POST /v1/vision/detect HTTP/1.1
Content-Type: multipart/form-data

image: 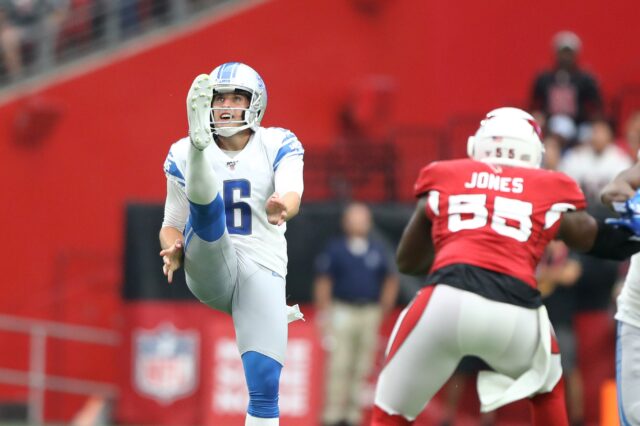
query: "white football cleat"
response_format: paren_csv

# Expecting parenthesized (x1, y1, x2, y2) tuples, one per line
(187, 74, 214, 150)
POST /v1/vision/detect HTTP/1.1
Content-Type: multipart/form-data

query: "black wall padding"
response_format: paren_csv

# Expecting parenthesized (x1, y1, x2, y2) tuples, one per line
(285, 202, 415, 303)
(123, 203, 196, 301)
(123, 202, 415, 303)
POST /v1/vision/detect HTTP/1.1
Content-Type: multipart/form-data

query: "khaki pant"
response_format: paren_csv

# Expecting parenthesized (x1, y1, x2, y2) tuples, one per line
(323, 301, 382, 425)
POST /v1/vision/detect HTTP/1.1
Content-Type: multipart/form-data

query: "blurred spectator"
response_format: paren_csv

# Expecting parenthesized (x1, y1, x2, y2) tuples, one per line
(329, 76, 397, 201)
(313, 202, 399, 426)
(0, 0, 68, 80)
(559, 118, 631, 425)
(565, 248, 621, 426)
(560, 119, 632, 203)
(546, 113, 577, 150)
(618, 110, 640, 160)
(538, 241, 583, 425)
(540, 140, 584, 425)
(151, 0, 171, 23)
(120, 0, 140, 36)
(542, 130, 564, 170)
(530, 31, 603, 133)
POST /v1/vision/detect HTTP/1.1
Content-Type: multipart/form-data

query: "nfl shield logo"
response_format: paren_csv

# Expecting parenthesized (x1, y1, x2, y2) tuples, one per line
(133, 323, 199, 404)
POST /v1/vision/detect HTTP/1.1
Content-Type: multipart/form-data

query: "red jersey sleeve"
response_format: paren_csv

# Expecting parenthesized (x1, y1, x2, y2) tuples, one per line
(550, 171, 587, 211)
(414, 161, 441, 198)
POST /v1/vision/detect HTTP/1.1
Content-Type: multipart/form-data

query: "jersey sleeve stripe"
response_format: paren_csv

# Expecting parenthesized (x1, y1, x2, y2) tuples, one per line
(164, 156, 186, 186)
(544, 202, 577, 229)
(273, 140, 305, 171)
(282, 133, 297, 142)
(427, 190, 440, 216)
(384, 286, 435, 365)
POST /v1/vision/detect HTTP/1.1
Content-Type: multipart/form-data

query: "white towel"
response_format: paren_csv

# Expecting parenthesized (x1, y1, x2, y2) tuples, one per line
(476, 305, 562, 412)
(286, 304, 305, 324)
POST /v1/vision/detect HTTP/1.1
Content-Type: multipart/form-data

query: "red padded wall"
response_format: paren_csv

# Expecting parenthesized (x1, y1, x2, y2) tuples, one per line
(0, 0, 639, 419)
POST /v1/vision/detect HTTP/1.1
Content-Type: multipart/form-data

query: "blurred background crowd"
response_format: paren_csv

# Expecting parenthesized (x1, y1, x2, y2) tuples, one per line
(1, 0, 639, 425)
(0, 0, 229, 84)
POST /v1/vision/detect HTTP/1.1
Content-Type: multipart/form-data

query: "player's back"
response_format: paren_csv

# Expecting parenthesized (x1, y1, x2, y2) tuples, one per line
(415, 158, 586, 291)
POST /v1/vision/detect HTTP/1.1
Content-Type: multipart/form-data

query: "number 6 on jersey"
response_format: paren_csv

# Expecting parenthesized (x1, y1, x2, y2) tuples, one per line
(223, 179, 252, 235)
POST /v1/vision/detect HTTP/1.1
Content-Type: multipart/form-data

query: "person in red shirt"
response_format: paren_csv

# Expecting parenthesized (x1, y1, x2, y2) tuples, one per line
(371, 107, 640, 426)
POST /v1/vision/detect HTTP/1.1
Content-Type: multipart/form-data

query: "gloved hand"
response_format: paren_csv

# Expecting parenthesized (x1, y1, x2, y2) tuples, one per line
(605, 190, 640, 235)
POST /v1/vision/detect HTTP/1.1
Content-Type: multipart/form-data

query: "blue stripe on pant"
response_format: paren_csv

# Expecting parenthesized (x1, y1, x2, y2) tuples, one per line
(617, 321, 633, 426)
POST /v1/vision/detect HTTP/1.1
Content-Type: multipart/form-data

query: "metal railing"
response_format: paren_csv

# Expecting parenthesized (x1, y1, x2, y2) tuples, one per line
(0, 314, 121, 424)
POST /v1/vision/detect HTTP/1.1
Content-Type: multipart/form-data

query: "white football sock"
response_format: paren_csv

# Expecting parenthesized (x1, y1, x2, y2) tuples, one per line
(186, 144, 220, 205)
(245, 413, 279, 426)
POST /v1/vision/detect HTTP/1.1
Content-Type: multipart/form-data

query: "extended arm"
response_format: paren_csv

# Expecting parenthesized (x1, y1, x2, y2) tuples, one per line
(159, 226, 184, 283)
(159, 180, 189, 283)
(269, 157, 304, 225)
(559, 210, 640, 260)
(266, 191, 301, 225)
(396, 197, 434, 275)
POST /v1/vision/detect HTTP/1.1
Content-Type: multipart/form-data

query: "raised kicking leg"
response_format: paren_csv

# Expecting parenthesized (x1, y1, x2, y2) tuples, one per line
(182, 73, 237, 311)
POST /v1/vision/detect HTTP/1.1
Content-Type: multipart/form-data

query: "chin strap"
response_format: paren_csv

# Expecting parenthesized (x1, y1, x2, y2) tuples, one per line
(214, 125, 248, 137)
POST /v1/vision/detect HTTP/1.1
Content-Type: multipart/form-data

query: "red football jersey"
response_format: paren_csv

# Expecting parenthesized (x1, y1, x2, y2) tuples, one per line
(414, 158, 587, 288)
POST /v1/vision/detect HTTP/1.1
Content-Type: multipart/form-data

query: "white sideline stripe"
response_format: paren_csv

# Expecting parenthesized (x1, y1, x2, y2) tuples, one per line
(0, 367, 119, 397)
(0, 0, 272, 107)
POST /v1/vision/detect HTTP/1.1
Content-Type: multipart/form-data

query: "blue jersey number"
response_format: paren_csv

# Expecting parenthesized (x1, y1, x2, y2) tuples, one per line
(223, 179, 252, 235)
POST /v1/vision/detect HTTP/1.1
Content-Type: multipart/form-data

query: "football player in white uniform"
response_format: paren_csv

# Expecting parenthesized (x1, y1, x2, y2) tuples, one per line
(601, 164, 640, 426)
(159, 62, 304, 426)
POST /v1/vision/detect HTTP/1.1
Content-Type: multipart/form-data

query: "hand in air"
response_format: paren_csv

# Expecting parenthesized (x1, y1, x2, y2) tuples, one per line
(266, 192, 288, 226)
(159, 240, 184, 284)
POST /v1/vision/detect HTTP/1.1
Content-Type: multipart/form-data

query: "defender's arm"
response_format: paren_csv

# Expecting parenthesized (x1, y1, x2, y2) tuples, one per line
(559, 210, 640, 260)
(396, 197, 434, 275)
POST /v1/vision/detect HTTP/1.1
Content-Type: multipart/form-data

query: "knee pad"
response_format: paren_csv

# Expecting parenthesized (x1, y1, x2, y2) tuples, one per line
(187, 194, 226, 242)
(242, 351, 282, 418)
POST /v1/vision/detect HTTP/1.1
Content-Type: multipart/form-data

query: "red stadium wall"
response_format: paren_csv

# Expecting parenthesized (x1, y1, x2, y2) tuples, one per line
(1, 0, 639, 421)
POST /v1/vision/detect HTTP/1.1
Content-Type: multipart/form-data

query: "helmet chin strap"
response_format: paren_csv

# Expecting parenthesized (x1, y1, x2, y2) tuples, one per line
(213, 123, 252, 138)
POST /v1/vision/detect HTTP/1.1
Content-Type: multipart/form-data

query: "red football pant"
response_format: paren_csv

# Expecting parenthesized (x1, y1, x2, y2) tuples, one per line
(372, 285, 566, 424)
(529, 376, 569, 426)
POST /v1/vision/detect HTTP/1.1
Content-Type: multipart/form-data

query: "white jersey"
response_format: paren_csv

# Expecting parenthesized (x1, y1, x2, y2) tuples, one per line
(163, 127, 304, 277)
(617, 254, 640, 328)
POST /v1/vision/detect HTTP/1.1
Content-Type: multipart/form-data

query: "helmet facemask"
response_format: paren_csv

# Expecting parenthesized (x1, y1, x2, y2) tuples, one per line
(209, 87, 263, 137)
